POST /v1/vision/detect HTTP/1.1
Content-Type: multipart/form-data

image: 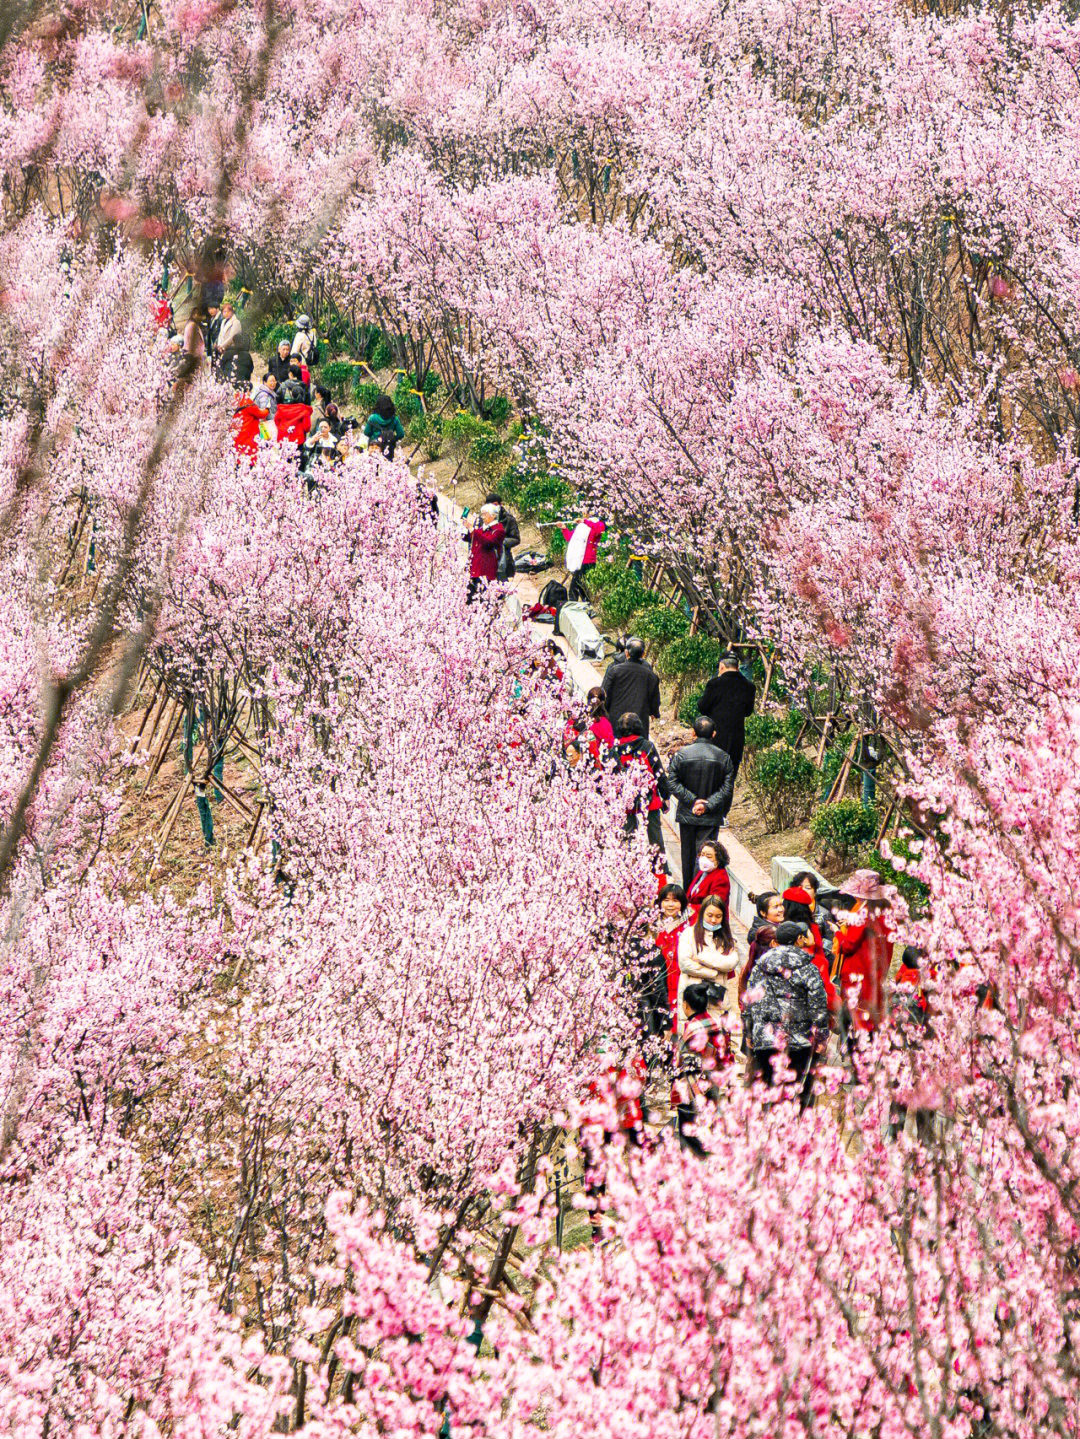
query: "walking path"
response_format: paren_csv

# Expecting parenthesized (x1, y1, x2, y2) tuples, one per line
(435, 496, 772, 943)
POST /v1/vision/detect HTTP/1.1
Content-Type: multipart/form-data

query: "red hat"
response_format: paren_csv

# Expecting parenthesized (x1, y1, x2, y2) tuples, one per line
(782, 886, 814, 906)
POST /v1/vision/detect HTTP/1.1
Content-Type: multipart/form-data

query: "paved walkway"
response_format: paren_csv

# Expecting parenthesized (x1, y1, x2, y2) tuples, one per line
(438, 498, 772, 945)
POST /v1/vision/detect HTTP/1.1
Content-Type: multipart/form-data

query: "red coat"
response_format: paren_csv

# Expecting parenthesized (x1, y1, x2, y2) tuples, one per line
(232, 398, 268, 457)
(561, 518, 606, 566)
(656, 923, 686, 1016)
(468, 522, 505, 580)
(686, 865, 730, 913)
(588, 714, 615, 764)
(275, 402, 312, 446)
(835, 910, 893, 1031)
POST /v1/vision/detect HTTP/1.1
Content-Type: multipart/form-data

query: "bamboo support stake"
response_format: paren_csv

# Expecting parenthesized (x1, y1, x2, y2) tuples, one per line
(141, 700, 184, 795)
(814, 714, 834, 768)
(824, 733, 859, 805)
(761, 654, 775, 710)
(874, 798, 898, 847)
(127, 678, 163, 758)
(148, 772, 193, 875)
(212, 776, 256, 823)
(135, 683, 169, 759)
(245, 801, 265, 850)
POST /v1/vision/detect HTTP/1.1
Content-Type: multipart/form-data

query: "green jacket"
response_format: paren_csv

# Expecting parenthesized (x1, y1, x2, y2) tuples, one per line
(363, 412, 404, 441)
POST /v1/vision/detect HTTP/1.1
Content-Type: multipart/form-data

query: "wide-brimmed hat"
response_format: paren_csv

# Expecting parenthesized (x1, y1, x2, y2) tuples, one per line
(840, 868, 887, 901)
(295, 313, 312, 329)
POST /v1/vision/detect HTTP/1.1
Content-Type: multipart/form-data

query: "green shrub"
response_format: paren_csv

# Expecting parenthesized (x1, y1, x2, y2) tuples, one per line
(354, 380, 382, 411)
(636, 606, 691, 648)
(746, 744, 817, 831)
(585, 558, 625, 596)
(398, 369, 441, 398)
(810, 799, 879, 871)
(782, 708, 807, 746)
(486, 393, 512, 426)
(318, 359, 357, 391)
(393, 378, 424, 421)
(407, 412, 444, 460)
(676, 684, 706, 728)
(518, 474, 574, 524)
(546, 527, 567, 561)
(369, 334, 393, 370)
(468, 421, 506, 468)
(598, 570, 658, 629)
(863, 833, 931, 914)
(656, 634, 722, 681)
(252, 319, 293, 356)
(444, 412, 482, 453)
(744, 713, 784, 752)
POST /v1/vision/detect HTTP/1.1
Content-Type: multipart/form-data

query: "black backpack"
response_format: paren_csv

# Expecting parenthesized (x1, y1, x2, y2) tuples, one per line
(538, 579, 568, 611)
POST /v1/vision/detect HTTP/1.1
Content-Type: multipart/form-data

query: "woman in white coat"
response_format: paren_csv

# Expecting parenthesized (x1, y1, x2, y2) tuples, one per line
(677, 893, 738, 1035)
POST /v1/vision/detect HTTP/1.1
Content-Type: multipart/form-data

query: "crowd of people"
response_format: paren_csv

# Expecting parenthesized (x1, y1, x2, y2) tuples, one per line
(551, 636, 930, 1155)
(160, 288, 929, 1152)
(156, 296, 411, 479)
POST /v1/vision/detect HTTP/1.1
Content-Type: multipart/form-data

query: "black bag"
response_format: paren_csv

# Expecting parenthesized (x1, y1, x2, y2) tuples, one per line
(514, 550, 552, 575)
(370, 420, 398, 458)
(538, 580, 568, 610)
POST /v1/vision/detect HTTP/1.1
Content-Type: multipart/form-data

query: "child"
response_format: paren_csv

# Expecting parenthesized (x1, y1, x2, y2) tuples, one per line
(672, 981, 730, 1154)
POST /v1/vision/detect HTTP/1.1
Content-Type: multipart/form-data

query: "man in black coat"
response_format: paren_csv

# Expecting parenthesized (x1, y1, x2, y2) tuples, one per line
(667, 716, 736, 887)
(267, 340, 294, 386)
(601, 638, 661, 739)
(697, 652, 756, 782)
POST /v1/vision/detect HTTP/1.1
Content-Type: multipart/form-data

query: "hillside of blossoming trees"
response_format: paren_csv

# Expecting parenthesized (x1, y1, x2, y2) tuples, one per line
(3, 0, 1080, 1435)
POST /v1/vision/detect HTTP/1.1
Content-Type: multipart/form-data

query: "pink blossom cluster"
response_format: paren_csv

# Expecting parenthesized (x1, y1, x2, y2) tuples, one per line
(1, 1, 1080, 1435)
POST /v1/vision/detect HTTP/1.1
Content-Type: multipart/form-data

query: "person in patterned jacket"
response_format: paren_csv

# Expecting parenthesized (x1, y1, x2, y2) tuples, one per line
(745, 920, 830, 1109)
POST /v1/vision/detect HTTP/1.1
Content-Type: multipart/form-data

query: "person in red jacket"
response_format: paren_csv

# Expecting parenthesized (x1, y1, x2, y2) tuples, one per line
(560, 515, 606, 601)
(274, 401, 313, 447)
(232, 395, 269, 458)
(686, 839, 731, 915)
(585, 686, 615, 763)
(614, 711, 670, 866)
(464, 504, 505, 602)
(833, 869, 893, 1039)
(782, 884, 840, 1016)
(653, 882, 689, 1023)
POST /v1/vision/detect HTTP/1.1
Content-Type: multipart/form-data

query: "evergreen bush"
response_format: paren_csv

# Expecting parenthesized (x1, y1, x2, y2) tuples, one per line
(676, 684, 707, 728)
(863, 834, 931, 914)
(746, 744, 817, 831)
(810, 798, 879, 870)
(407, 413, 444, 460)
(637, 607, 691, 648)
(518, 474, 574, 523)
(369, 334, 393, 369)
(444, 412, 482, 453)
(252, 319, 293, 356)
(656, 634, 722, 681)
(317, 360, 357, 391)
(354, 380, 382, 411)
(598, 570, 658, 628)
(743, 713, 784, 751)
(782, 708, 807, 746)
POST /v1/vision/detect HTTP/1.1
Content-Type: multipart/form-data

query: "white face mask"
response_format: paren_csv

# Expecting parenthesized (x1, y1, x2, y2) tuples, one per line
(697, 856, 716, 873)
(703, 919, 723, 933)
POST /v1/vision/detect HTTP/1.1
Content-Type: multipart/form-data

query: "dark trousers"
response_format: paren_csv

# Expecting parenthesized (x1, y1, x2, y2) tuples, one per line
(749, 1046, 816, 1109)
(568, 564, 594, 602)
(625, 808, 668, 872)
(680, 822, 719, 890)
